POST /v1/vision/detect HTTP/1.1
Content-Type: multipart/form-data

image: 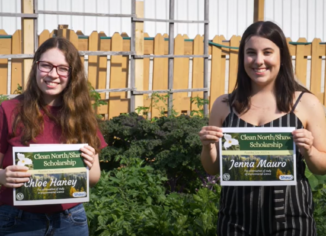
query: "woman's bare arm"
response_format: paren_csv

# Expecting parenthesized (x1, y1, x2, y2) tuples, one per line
(293, 92, 326, 175)
(199, 95, 229, 175)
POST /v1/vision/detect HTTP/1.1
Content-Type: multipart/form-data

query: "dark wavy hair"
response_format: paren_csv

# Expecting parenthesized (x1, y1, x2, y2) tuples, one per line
(228, 21, 309, 114)
(13, 37, 101, 153)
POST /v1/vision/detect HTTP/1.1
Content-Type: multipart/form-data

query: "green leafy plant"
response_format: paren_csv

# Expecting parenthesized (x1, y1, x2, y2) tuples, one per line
(99, 112, 209, 193)
(305, 167, 326, 191)
(136, 92, 178, 119)
(312, 185, 326, 235)
(150, 92, 177, 117)
(305, 167, 326, 233)
(0, 95, 9, 105)
(190, 96, 209, 117)
(88, 83, 107, 109)
(0, 84, 22, 104)
(85, 158, 220, 236)
(13, 83, 23, 94)
(135, 105, 150, 118)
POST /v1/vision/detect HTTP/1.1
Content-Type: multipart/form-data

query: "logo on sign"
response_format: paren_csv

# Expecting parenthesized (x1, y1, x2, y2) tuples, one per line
(16, 193, 24, 200)
(73, 192, 87, 198)
(279, 175, 293, 180)
(223, 173, 231, 181)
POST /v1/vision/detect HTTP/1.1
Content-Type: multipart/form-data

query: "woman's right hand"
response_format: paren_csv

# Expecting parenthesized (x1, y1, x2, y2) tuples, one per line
(198, 126, 223, 147)
(0, 166, 31, 188)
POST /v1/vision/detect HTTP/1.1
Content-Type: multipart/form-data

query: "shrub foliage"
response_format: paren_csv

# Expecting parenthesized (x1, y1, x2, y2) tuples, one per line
(99, 113, 209, 193)
(85, 158, 220, 236)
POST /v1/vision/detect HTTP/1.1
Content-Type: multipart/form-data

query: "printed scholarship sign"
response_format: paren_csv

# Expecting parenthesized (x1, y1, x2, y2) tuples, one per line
(219, 127, 296, 186)
(13, 144, 89, 206)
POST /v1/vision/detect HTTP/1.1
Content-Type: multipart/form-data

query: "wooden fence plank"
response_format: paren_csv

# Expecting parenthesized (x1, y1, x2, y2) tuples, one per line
(49, 30, 56, 39)
(121, 37, 129, 99)
(87, 31, 99, 88)
(182, 35, 191, 113)
(122, 32, 130, 51)
(191, 34, 204, 110)
(286, 38, 295, 56)
(152, 33, 168, 117)
(254, 0, 265, 22)
(11, 30, 23, 94)
(310, 38, 323, 102)
(228, 35, 240, 93)
(108, 97, 129, 119)
(163, 33, 169, 55)
(38, 30, 51, 46)
(184, 35, 193, 55)
(144, 33, 153, 55)
(78, 38, 89, 51)
(295, 38, 309, 87)
(77, 31, 88, 65)
(173, 34, 190, 114)
(109, 33, 126, 118)
(0, 31, 10, 95)
(97, 32, 109, 115)
(210, 35, 226, 109)
(57, 24, 68, 38)
(68, 30, 79, 49)
(143, 33, 150, 91)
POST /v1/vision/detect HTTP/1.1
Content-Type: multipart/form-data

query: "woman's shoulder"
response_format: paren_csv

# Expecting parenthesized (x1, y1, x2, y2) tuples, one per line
(295, 91, 321, 108)
(211, 94, 229, 110)
(1, 97, 23, 117)
(294, 91, 325, 126)
(210, 94, 230, 126)
(1, 97, 21, 109)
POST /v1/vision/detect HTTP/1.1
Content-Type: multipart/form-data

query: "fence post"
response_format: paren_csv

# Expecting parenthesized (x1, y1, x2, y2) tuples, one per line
(131, 0, 144, 113)
(167, 0, 175, 116)
(254, 0, 264, 22)
(21, 0, 34, 88)
(203, 0, 209, 116)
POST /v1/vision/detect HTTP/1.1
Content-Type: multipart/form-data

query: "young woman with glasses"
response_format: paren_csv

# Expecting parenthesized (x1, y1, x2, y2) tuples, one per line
(0, 37, 107, 235)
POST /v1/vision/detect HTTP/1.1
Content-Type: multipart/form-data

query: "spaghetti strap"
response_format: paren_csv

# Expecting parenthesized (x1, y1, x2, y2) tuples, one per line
(291, 91, 305, 113)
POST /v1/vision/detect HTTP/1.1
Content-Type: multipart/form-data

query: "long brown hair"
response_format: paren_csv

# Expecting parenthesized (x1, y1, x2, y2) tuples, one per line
(13, 37, 101, 153)
(228, 21, 310, 114)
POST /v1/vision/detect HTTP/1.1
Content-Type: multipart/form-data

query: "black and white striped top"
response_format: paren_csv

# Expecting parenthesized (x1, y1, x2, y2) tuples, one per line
(217, 92, 316, 236)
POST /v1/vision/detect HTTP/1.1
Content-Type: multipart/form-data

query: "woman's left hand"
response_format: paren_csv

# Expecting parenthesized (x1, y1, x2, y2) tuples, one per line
(292, 129, 314, 157)
(80, 145, 96, 169)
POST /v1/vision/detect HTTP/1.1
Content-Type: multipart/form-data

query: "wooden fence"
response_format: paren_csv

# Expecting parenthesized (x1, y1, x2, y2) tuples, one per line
(0, 27, 325, 119)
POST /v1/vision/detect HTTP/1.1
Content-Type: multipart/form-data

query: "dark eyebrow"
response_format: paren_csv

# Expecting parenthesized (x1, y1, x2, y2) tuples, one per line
(40, 61, 70, 67)
(245, 47, 274, 51)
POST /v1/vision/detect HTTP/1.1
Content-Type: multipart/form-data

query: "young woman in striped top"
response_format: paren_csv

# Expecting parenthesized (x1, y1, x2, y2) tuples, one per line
(199, 21, 326, 235)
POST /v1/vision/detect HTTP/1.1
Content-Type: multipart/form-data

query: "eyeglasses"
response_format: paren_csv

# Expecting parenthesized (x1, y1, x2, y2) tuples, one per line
(36, 61, 70, 77)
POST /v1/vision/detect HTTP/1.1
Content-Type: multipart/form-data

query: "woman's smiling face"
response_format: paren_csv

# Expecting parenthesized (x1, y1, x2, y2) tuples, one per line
(36, 48, 70, 106)
(244, 36, 281, 87)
